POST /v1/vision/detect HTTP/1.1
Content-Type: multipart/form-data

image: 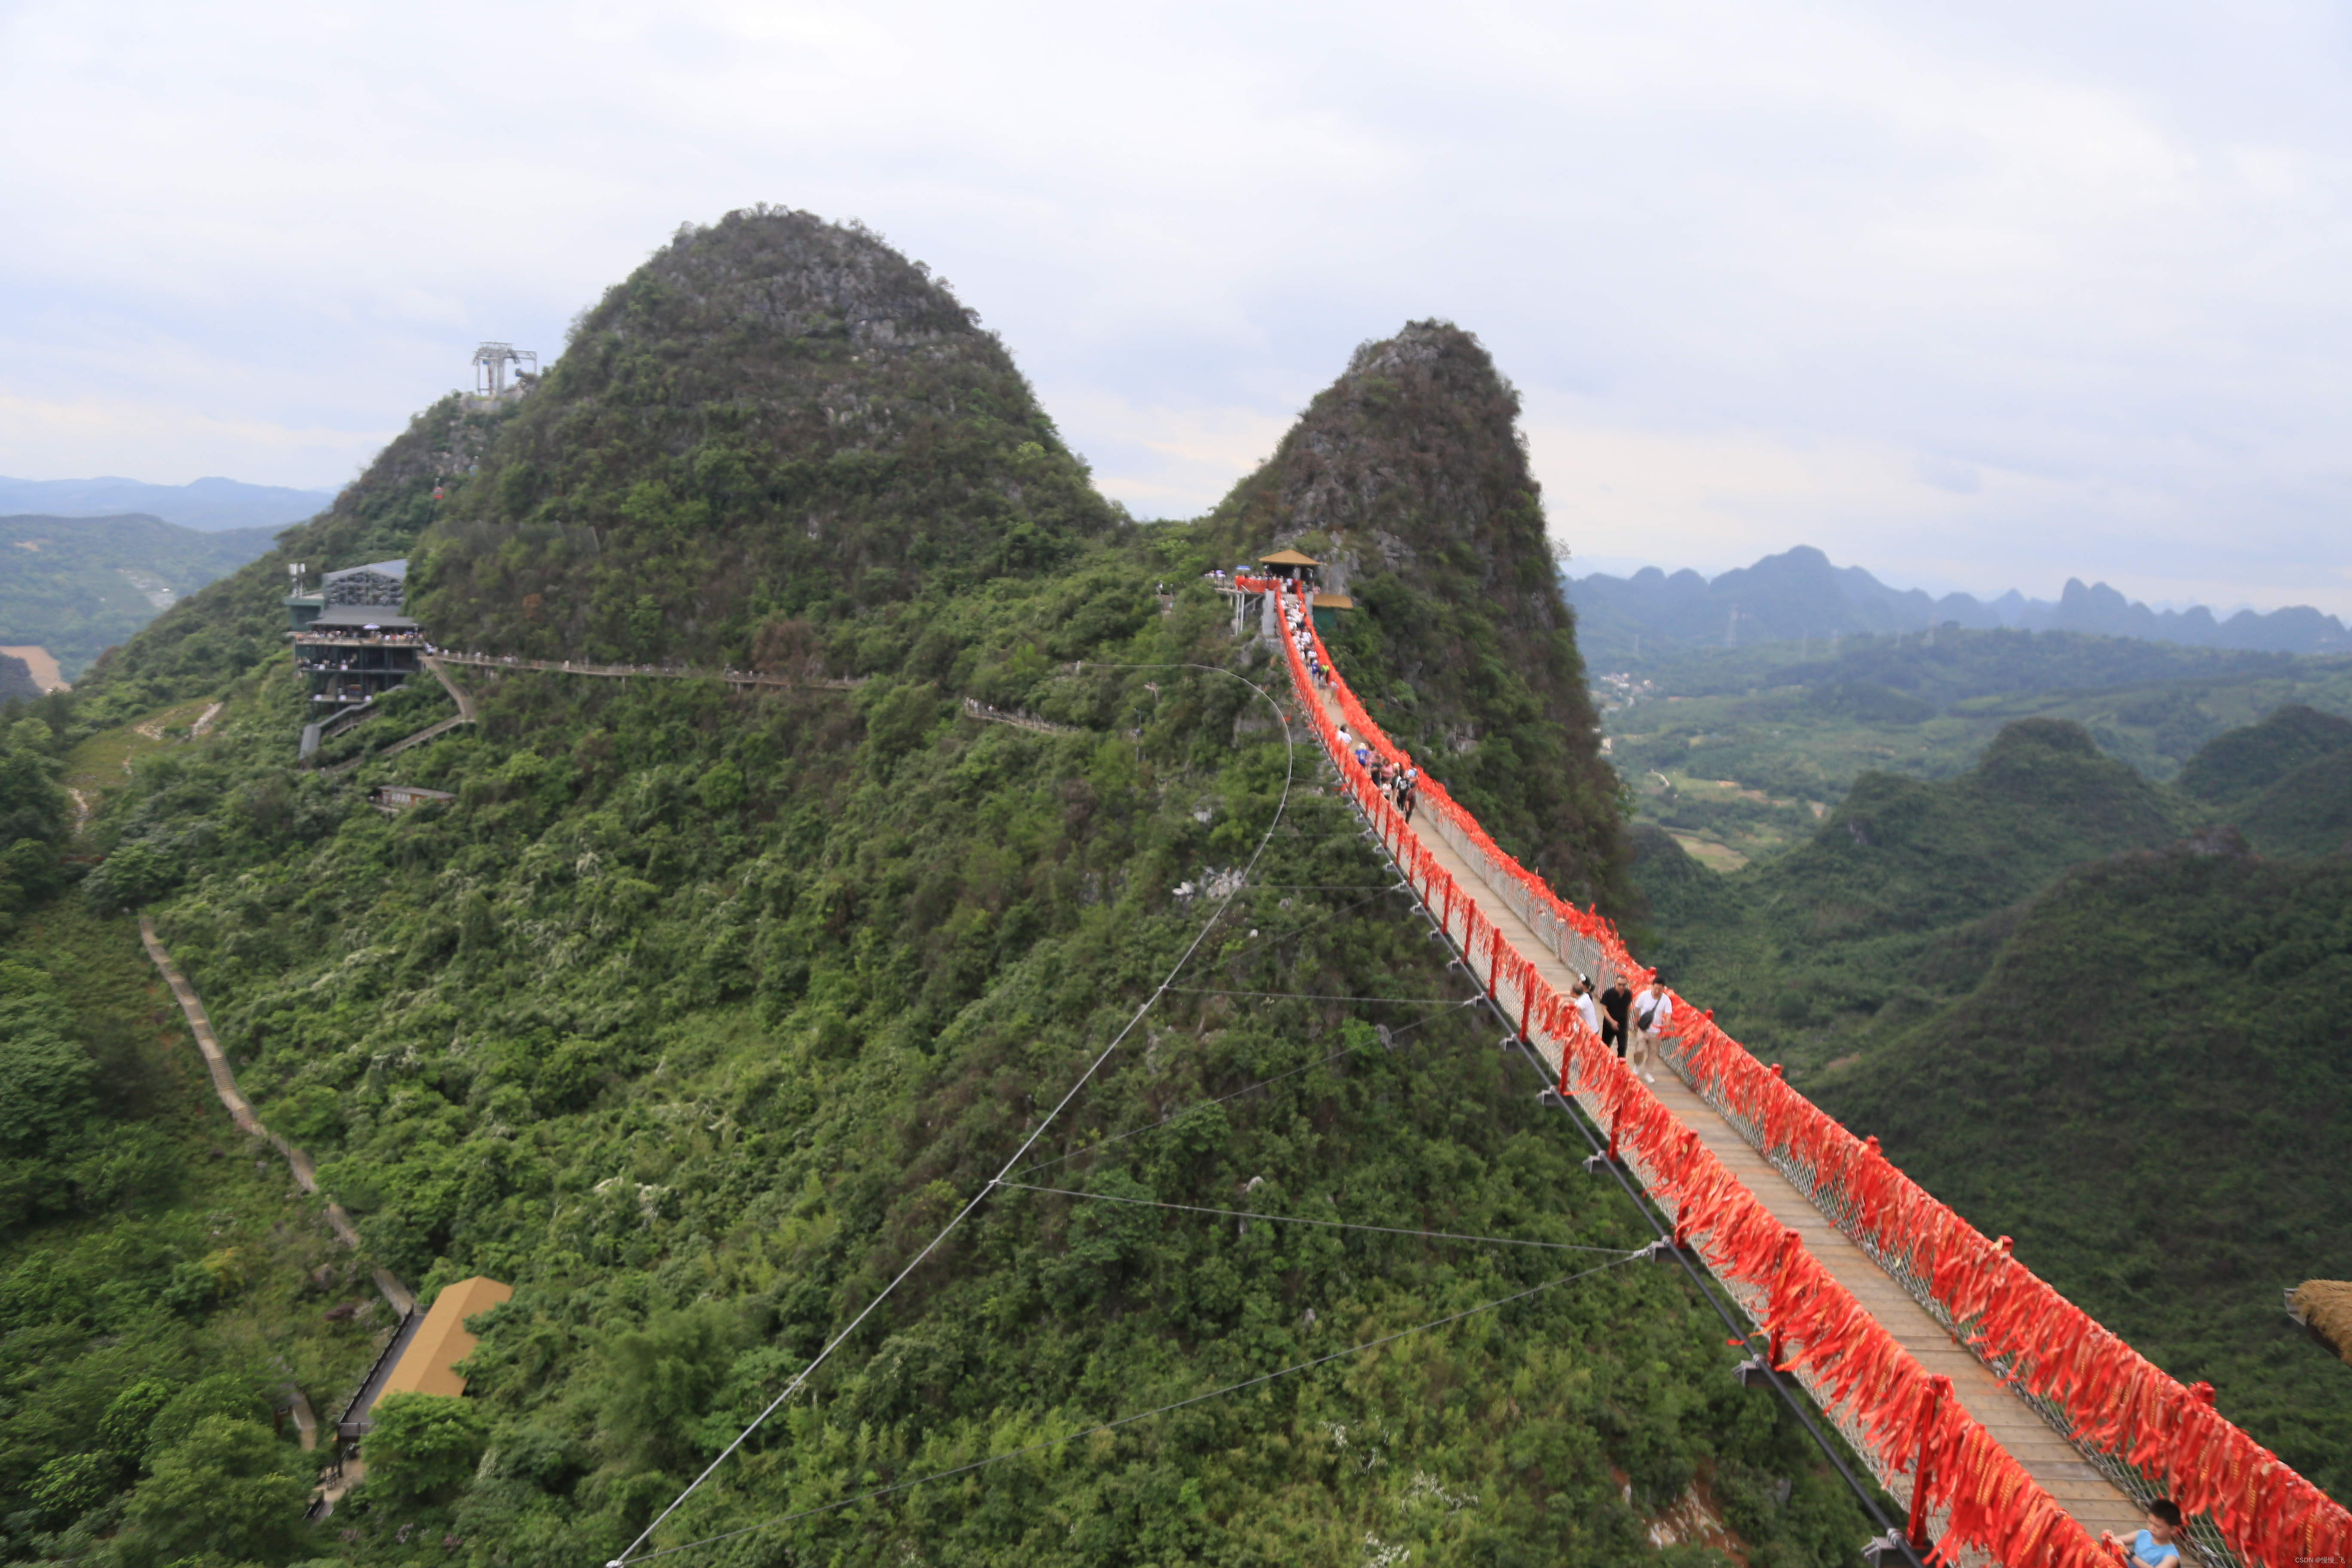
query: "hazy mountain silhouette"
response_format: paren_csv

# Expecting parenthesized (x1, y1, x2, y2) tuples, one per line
(0, 474, 335, 533)
(1567, 545, 2350, 656)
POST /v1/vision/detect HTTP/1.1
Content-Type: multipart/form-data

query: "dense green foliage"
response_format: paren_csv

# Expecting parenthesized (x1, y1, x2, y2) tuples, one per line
(1813, 848, 2352, 1499)
(0, 513, 280, 678)
(1203, 322, 1630, 913)
(0, 569, 1865, 1566)
(1632, 700, 2352, 1500)
(0, 213, 1888, 1567)
(2239, 747, 2352, 858)
(0, 900, 386, 1564)
(419, 208, 1119, 665)
(1635, 719, 2202, 1048)
(2173, 702, 2352, 808)
(2174, 703, 2352, 858)
(0, 716, 71, 934)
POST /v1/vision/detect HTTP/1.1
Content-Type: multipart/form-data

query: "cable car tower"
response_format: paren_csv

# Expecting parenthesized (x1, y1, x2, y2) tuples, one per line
(471, 341, 538, 397)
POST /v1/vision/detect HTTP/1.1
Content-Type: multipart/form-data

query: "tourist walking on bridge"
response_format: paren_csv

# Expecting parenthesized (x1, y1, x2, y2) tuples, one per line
(1632, 977, 1672, 1084)
(1598, 976, 1631, 1059)
(1571, 978, 1601, 1041)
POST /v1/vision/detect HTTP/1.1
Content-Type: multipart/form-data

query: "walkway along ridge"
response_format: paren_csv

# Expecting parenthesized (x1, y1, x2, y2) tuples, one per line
(1251, 578, 2346, 1568)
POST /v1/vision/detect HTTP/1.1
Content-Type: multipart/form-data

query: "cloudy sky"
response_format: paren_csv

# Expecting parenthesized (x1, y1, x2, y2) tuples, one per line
(4, 0, 2349, 613)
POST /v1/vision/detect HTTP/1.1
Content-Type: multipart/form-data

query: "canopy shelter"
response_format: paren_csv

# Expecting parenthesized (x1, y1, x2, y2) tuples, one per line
(1257, 549, 1322, 583)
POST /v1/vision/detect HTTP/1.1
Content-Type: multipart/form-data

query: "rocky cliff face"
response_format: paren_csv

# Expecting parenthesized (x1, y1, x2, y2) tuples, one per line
(417, 207, 1116, 663)
(1207, 321, 1632, 911)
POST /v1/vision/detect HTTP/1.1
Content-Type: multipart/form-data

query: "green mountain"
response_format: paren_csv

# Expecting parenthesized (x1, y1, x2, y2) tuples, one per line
(1202, 320, 1629, 910)
(2172, 704, 2352, 858)
(0, 211, 1876, 1568)
(1633, 703, 2352, 1498)
(1636, 718, 2203, 1045)
(0, 514, 282, 678)
(420, 206, 1116, 664)
(2175, 702, 2352, 812)
(1811, 845, 2352, 1499)
(2240, 747, 2352, 858)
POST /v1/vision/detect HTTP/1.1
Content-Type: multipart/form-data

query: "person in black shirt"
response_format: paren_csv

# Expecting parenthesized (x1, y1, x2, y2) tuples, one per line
(1598, 977, 1632, 1059)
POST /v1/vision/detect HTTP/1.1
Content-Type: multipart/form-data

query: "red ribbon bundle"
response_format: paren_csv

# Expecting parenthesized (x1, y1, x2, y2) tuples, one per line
(1250, 582, 2347, 1568)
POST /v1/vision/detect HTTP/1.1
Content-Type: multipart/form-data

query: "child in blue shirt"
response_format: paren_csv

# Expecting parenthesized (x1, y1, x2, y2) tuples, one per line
(2104, 1500, 2183, 1567)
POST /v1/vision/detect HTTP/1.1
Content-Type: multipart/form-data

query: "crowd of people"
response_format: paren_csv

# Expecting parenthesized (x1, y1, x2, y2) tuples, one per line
(1285, 585, 1422, 823)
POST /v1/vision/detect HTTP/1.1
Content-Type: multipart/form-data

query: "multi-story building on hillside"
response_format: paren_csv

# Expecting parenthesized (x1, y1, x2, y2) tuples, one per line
(287, 559, 425, 756)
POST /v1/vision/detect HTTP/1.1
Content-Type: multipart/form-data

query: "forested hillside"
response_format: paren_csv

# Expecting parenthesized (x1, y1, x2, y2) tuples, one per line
(1203, 322, 1629, 913)
(0, 514, 281, 678)
(0, 210, 1875, 1568)
(1814, 845, 2352, 1498)
(1634, 703, 2352, 1498)
(420, 207, 1118, 664)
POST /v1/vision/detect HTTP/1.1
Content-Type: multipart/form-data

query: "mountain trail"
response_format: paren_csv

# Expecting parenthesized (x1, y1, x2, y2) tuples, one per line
(138, 917, 414, 1317)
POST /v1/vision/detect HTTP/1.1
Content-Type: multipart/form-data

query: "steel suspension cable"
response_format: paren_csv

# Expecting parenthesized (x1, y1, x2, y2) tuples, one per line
(614, 1252, 1646, 1564)
(1015, 996, 1481, 1178)
(609, 659, 1300, 1568)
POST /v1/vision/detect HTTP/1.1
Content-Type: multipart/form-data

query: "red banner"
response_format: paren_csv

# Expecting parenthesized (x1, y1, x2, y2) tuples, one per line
(1248, 579, 2346, 1568)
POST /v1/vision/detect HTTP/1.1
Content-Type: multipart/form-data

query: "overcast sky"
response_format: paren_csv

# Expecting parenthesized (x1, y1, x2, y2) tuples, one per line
(4, 0, 2349, 613)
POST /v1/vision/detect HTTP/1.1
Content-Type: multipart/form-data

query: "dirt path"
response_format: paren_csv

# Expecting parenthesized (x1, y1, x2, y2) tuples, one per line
(436, 650, 862, 690)
(0, 643, 68, 692)
(138, 918, 414, 1317)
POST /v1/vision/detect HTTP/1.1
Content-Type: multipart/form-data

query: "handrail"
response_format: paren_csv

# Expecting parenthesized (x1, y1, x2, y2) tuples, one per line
(1255, 578, 2346, 1568)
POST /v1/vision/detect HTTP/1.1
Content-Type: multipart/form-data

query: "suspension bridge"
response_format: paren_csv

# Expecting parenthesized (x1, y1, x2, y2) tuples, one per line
(312, 594, 2342, 1567)
(1251, 576, 2345, 1568)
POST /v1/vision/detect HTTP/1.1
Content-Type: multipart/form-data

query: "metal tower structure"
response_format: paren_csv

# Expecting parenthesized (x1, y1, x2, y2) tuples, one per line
(471, 342, 538, 396)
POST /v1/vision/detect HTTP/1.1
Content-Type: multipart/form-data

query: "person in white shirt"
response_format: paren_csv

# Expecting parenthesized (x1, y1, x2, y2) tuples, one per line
(1571, 978, 1601, 1039)
(1632, 978, 1673, 1084)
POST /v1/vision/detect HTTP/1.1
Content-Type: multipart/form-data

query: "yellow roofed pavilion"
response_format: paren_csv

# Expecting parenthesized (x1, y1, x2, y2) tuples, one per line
(379, 1276, 512, 1400)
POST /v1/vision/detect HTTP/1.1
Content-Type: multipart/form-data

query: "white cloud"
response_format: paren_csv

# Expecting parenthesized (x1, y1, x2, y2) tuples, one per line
(1, 0, 2348, 611)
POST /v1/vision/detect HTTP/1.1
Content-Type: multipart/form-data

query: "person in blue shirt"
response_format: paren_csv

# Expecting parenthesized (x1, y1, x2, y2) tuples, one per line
(2104, 1500, 2184, 1567)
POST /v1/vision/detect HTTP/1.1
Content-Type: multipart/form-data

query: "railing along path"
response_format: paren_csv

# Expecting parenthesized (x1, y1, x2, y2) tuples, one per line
(1242, 576, 2346, 1568)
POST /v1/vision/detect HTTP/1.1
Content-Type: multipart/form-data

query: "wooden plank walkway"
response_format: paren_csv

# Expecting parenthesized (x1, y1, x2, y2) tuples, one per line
(1313, 689, 2144, 1547)
(434, 652, 862, 690)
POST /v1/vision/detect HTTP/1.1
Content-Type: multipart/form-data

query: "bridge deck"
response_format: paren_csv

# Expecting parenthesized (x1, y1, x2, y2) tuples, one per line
(1314, 687, 2143, 1545)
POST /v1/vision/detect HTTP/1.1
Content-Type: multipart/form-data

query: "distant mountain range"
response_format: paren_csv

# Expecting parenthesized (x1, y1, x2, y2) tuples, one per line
(1566, 545, 2352, 658)
(0, 474, 335, 533)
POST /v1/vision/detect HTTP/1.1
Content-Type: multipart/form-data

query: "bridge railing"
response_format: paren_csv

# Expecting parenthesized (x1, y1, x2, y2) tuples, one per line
(1259, 580, 2347, 1568)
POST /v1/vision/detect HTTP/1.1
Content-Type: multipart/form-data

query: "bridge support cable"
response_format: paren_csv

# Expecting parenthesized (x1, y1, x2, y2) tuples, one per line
(599, 1253, 1649, 1566)
(1308, 728, 1924, 1562)
(610, 659, 1302, 1568)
